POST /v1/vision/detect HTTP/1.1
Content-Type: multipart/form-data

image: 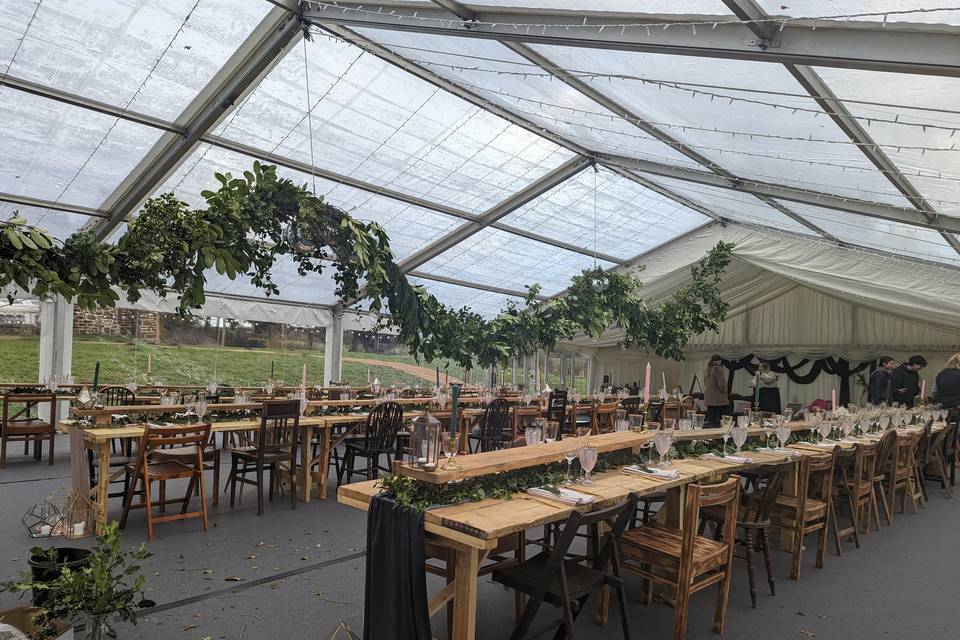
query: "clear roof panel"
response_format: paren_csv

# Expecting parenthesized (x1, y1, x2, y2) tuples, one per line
(352, 29, 706, 170)
(530, 45, 912, 208)
(419, 227, 616, 295)
(0, 90, 163, 207)
(406, 276, 523, 318)
(156, 144, 465, 263)
(499, 168, 708, 260)
(755, 1, 960, 26)
(773, 199, 960, 266)
(0, 203, 92, 241)
(640, 174, 817, 235)
(203, 255, 341, 305)
(212, 32, 573, 215)
(381, 0, 731, 12)
(813, 67, 960, 218)
(0, 0, 271, 122)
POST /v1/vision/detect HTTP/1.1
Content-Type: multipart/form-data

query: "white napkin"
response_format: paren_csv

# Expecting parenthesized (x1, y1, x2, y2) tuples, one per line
(703, 453, 752, 463)
(110, 414, 128, 421)
(621, 465, 680, 479)
(806, 441, 839, 448)
(771, 447, 800, 456)
(527, 486, 596, 505)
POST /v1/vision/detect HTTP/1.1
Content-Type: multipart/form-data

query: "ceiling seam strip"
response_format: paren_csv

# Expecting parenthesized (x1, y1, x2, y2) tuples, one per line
(89, 6, 305, 242)
(720, 0, 960, 258)
(407, 270, 547, 300)
(297, 1, 960, 78)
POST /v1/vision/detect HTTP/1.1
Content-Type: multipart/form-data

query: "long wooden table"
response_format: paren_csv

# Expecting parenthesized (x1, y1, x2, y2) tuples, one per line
(339, 420, 939, 640)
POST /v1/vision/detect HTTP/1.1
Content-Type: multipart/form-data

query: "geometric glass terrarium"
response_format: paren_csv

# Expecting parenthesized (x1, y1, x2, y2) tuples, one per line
(63, 491, 96, 539)
(21, 500, 64, 538)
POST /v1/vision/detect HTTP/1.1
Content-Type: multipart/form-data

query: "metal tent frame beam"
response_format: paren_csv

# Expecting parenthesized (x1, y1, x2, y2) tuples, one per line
(300, 1, 960, 77)
(493, 37, 831, 239)
(601, 154, 960, 235)
(90, 7, 304, 241)
(407, 270, 546, 300)
(720, 0, 960, 256)
(396, 155, 591, 272)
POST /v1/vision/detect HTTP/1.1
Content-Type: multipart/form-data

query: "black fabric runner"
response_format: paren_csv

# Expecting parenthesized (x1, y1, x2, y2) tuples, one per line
(721, 355, 874, 407)
(363, 493, 432, 640)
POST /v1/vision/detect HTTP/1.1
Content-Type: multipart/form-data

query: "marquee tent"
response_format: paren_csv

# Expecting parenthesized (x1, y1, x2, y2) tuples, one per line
(3, 0, 960, 398)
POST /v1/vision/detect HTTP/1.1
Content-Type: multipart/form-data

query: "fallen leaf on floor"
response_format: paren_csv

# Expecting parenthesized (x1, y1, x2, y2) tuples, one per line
(800, 631, 816, 637)
(224, 576, 243, 582)
(182, 624, 197, 631)
(246, 555, 256, 559)
(202, 569, 213, 575)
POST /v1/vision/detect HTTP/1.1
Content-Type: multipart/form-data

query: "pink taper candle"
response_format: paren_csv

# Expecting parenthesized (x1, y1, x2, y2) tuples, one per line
(831, 388, 837, 411)
(920, 379, 926, 400)
(301, 363, 307, 388)
(643, 362, 651, 403)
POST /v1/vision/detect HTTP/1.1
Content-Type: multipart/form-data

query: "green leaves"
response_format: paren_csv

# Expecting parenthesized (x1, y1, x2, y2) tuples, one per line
(0, 164, 732, 370)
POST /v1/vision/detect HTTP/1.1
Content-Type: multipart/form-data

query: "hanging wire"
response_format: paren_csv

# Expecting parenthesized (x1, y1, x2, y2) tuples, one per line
(302, 37, 318, 194)
(593, 163, 599, 269)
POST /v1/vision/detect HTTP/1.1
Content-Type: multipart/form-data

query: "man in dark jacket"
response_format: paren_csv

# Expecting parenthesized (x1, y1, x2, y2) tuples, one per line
(868, 356, 896, 405)
(891, 355, 927, 407)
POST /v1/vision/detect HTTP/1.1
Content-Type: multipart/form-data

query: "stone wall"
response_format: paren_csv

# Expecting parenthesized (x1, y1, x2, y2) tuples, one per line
(73, 308, 160, 344)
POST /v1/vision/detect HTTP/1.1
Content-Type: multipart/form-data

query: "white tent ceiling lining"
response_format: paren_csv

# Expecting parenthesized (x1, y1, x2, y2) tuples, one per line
(3, 1, 960, 317)
(564, 222, 960, 352)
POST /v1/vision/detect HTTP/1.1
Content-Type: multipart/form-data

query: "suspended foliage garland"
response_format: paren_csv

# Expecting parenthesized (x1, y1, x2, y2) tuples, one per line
(0, 163, 733, 368)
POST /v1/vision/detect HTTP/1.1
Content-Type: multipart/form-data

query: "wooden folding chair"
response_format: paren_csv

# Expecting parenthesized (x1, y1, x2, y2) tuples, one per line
(1, 393, 57, 468)
(492, 494, 638, 640)
(119, 423, 211, 541)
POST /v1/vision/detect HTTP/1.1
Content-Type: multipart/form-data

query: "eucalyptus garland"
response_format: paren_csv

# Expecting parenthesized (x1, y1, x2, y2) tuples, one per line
(381, 437, 766, 512)
(1, 163, 733, 368)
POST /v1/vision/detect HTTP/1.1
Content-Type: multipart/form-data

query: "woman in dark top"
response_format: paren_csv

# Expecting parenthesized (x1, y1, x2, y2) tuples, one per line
(868, 355, 896, 405)
(935, 353, 960, 410)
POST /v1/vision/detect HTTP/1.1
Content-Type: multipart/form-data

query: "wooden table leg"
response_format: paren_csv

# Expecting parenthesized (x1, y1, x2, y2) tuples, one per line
(95, 442, 110, 534)
(318, 427, 331, 500)
(450, 547, 480, 640)
(300, 425, 314, 503)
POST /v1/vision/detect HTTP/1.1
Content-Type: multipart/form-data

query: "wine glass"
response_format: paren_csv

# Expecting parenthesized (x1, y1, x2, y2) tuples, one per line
(441, 433, 462, 470)
(691, 413, 705, 430)
(776, 422, 792, 450)
(654, 429, 674, 467)
(195, 398, 207, 424)
(720, 416, 734, 454)
(578, 445, 598, 486)
(563, 447, 578, 483)
(761, 414, 775, 448)
(629, 414, 645, 432)
(737, 414, 750, 430)
(731, 424, 748, 455)
(525, 425, 543, 447)
(808, 411, 821, 441)
(544, 420, 559, 443)
(817, 417, 833, 443)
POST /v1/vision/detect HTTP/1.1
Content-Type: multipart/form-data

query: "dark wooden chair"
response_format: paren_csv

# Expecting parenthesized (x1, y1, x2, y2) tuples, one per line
(469, 398, 511, 453)
(620, 397, 644, 416)
(98, 385, 136, 406)
(701, 462, 790, 608)
(119, 423, 211, 541)
(1, 393, 57, 468)
(621, 476, 740, 640)
(337, 401, 403, 486)
(944, 410, 959, 486)
(771, 453, 834, 580)
(921, 423, 953, 499)
(228, 399, 300, 515)
(545, 390, 568, 437)
(492, 493, 638, 640)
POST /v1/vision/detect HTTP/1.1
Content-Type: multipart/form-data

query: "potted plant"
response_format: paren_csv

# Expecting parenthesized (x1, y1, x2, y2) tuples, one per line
(1, 522, 153, 639)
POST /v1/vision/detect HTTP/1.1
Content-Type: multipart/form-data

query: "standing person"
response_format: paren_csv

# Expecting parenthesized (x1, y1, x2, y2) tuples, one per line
(704, 355, 730, 427)
(935, 353, 960, 410)
(868, 356, 897, 405)
(891, 355, 927, 407)
(748, 361, 782, 414)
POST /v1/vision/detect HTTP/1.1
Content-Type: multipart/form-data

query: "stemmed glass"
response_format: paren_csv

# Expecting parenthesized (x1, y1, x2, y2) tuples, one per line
(653, 429, 674, 467)
(817, 416, 833, 443)
(578, 445, 598, 486)
(195, 398, 207, 424)
(563, 447, 578, 483)
(731, 423, 748, 455)
(775, 422, 792, 450)
(720, 416, 734, 454)
(761, 414, 775, 449)
(441, 432, 462, 470)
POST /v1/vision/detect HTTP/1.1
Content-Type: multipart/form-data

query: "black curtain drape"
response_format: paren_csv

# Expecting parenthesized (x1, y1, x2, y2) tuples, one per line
(720, 355, 874, 407)
(364, 493, 432, 640)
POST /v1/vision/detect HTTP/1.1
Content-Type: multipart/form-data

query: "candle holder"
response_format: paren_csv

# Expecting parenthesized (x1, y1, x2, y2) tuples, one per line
(411, 412, 441, 468)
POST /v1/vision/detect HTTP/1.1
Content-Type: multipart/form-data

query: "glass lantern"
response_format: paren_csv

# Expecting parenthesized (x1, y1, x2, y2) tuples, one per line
(411, 412, 441, 470)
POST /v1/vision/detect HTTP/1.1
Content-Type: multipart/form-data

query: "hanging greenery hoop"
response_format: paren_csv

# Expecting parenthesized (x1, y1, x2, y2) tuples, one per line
(0, 163, 733, 368)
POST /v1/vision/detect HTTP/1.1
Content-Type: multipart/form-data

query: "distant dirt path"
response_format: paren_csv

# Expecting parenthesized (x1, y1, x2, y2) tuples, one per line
(343, 356, 464, 384)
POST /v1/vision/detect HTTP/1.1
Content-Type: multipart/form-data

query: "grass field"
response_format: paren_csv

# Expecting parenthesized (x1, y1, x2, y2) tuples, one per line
(0, 337, 587, 392)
